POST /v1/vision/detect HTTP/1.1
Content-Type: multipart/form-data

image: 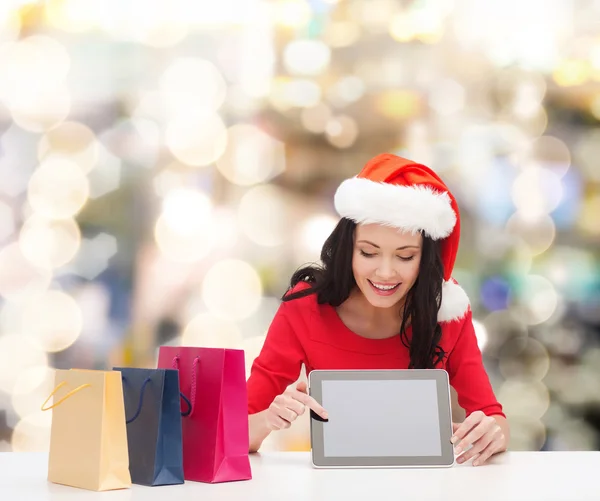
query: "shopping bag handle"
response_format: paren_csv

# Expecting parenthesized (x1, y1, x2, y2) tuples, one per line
(122, 376, 151, 424)
(172, 355, 200, 417)
(122, 376, 192, 422)
(41, 381, 91, 411)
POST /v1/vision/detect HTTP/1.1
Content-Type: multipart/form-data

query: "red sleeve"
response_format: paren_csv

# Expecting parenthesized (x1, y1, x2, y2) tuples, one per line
(246, 301, 307, 414)
(446, 310, 505, 418)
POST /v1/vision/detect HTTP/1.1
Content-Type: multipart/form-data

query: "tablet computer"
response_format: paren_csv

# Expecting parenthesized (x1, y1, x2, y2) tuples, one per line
(308, 369, 454, 468)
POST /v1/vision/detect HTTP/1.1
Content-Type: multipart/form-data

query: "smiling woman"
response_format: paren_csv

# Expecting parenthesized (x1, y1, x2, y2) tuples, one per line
(245, 153, 508, 467)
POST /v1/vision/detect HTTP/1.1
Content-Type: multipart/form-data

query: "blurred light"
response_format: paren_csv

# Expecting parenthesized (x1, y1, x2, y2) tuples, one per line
(155, 189, 215, 263)
(165, 114, 228, 167)
(498, 337, 550, 381)
(283, 39, 331, 77)
(376, 90, 421, 119)
(553, 60, 591, 87)
(574, 129, 600, 182)
(325, 115, 359, 149)
(87, 145, 122, 199)
(21, 290, 83, 352)
(472, 319, 488, 351)
(270, 78, 322, 110)
(154, 215, 214, 263)
(498, 379, 550, 420)
(549, 418, 598, 451)
(10, 86, 71, 133)
(540, 246, 598, 301)
(0, 4, 21, 43)
(577, 193, 600, 236)
(162, 188, 212, 236)
(0, 243, 51, 301)
(529, 136, 571, 178)
(153, 166, 187, 198)
(480, 276, 510, 312)
(590, 94, 600, 120)
(216, 124, 285, 186)
(298, 214, 338, 256)
(11, 367, 56, 419)
(45, 0, 98, 33)
(495, 69, 546, 119)
(482, 310, 528, 354)
(238, 10, 274, 99)
(0, 36, 71, 132)
(0, 201, 15, 241)
(548, 165, 582, 229)
(27, 158, 90, 219)
(125, 0, 188, 48)
(511, 166, 563, 219)
(389, 6, 444, 44)
(509, 274, 559, 325)
(0, 334, 48, 393)
(389, 12, 416, 42)
(19, 215, 81, 270)
(97, 117, 160, 170)
(505, 212, 556, 256)
(271, 0, 312, 29)
(301, 103, 332, 133)
(504, 416, 546, 451)
(323, 21, 361, 48)
(68, 233, 117, 280)
(182, 312, 242, 348)
(0, 35, 70, 102)
(241, 335, 267, 379)
(238, 185, 290, 247)
(202, 259, 262, 321)
(11, 413, 51, 452)
(160, 58, 226, 118)
(0, 125, 39, 198)
(475, 157, 516, 225)
(327, 76, 365, 107)
(428, 79, 465, 116)
(38, 121, 99, 174)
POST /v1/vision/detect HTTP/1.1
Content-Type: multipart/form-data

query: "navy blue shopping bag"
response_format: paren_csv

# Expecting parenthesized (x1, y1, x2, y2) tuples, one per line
(113, 367, 188, 486)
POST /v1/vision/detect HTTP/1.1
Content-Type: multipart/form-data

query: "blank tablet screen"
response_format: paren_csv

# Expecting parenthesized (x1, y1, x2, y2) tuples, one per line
(322, 379, 441, 457)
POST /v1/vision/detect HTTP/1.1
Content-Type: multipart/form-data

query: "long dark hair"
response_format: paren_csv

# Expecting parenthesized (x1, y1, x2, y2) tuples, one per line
(283, 218, 447, 369)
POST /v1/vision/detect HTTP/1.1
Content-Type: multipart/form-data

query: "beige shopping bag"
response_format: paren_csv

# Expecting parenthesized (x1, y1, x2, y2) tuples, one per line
(42, 369, 131, 491)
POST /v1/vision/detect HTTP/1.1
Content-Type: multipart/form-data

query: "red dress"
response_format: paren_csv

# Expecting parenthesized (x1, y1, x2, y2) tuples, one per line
(247, 283, 505, 418)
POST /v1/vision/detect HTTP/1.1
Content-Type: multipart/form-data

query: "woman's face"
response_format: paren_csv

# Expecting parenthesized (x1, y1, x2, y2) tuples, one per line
(352, 223, 422, 309)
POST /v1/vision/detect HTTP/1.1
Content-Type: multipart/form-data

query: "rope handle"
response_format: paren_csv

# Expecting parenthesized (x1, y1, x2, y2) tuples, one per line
(122, 376, 151, 424)
(41, 381, 91, 411)
(122, 375, 192, 421)
(172, 355, 200, 417)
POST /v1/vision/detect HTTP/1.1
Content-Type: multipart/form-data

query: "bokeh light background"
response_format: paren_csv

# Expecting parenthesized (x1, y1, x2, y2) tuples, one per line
(1, 0, 600, 454)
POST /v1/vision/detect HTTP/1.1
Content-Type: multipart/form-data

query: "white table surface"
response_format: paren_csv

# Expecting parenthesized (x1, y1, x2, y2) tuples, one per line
(0, 451, 599, 501)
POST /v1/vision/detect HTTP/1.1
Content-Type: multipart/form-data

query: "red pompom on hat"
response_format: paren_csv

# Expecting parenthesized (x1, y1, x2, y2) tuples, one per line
(334, 153, 470, 323)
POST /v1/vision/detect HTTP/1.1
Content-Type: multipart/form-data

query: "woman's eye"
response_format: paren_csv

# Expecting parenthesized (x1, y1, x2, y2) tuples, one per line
(398, 256, 415, 262)
(360, 250, 375, 258)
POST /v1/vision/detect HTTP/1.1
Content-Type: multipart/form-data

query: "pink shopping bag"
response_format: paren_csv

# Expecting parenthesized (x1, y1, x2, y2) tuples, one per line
(157, 346, 252, 483)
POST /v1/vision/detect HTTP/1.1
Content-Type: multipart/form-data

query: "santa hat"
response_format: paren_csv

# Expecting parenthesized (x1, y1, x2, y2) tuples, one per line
(334, 153, 470, 323)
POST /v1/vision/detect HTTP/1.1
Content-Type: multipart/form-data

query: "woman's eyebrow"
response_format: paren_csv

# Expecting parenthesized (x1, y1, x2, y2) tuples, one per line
(356, 240, 420, 250)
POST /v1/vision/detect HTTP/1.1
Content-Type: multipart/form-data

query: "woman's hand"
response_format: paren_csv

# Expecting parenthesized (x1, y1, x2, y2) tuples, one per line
(451, 411, 507, 466)
(265, 381, 328, 431)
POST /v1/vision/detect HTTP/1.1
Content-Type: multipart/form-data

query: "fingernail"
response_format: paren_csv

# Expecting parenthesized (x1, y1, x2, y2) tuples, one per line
(457, 457, 464, 464)
(322, 412, 328, 419)
(454, 446, 462, 455)
(473, 460, 479, 467)
(450, 436, 457, 443)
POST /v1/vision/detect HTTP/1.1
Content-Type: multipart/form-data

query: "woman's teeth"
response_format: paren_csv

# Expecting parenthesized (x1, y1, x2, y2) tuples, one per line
(369, 281, 399, 291)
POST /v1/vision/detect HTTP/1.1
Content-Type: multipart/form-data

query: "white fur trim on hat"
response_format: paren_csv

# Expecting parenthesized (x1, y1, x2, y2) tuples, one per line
(438, 280, 470, 323)
(334, 177, 456, 240)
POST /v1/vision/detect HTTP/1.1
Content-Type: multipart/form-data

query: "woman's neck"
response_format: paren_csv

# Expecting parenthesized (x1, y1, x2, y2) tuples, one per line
(336, 288, 407, 339)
